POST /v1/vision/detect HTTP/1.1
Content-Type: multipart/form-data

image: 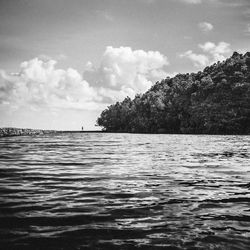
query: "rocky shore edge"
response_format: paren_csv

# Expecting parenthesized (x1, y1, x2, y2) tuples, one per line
(0, 127, 58, 137)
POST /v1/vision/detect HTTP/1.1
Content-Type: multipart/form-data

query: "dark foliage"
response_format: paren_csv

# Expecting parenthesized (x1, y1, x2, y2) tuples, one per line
(97, 52, 250, 134)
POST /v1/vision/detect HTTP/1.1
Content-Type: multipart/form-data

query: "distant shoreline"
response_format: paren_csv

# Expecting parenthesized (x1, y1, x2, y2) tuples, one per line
(0, 128, 103, 137)
(0, 127, 249, 137)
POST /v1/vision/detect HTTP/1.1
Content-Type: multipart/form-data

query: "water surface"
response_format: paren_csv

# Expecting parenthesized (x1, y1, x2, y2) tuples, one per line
(0, 133, 249, 249)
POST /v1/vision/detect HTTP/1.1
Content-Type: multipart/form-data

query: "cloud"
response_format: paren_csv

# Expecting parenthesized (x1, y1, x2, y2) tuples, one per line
(179, 0, 218, 4)
(138, 0, 156, 3)
(199, 22, 214, 32)
(245, 23, 250, 35)
(38, 53, 67, 61)
(180, 41, 231, 68)
(0, 58, 100, 111)
(84, 46, 169, 102)
(178, 0, 247, 6)
(180, 50, 209, 67)
(165, 72, 179, 78)
(0, 47, 169, 112)
(96, 10, 114, 22)
(219, 0, 248, 7)
(199, 41, 231, 61)
(180, 0, 202, 3)
(243, 9, 250, 17)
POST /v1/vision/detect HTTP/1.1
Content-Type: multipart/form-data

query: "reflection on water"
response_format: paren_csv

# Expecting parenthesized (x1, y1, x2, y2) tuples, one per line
(0, 133, 249, 249)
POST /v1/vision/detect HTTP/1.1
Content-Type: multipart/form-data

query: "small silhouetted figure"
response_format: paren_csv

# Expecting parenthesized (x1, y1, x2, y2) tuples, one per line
(81, 126, 84, 131)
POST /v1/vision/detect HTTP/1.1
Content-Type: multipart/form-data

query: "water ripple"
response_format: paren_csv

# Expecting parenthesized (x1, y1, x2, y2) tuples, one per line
(0, 133, 249, 249)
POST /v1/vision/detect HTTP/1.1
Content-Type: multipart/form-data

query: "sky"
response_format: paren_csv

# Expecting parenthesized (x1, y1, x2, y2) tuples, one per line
(0, 0, 249, 130)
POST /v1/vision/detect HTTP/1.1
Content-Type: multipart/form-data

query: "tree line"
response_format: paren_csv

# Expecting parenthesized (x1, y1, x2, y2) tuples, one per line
(97, 52, 250, 134)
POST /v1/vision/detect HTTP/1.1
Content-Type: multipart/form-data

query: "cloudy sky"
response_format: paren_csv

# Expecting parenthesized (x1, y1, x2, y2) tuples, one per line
(0, 0, 249, 130)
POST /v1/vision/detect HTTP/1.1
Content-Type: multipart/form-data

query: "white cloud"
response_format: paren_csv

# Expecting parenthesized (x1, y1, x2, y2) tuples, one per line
(180, 41, 231, 68)
(0, 47, 169, 112)
(180, 0, 202, 3)
(244, 9, 250, 17)
(96, 10, 114, 22)
(138, 0, 156, 3)
(38, 53, 67, 61)
(84, 46, 168, 102)
(0, 58, 100, 111)
(245, 23, 250, 35)
(180, 50, 209, 67)
(199, 41, 231, 61)
(199, 22, 214, 32)
(198, 42, 215, 52)
(178, 0, 247, 6)
(142, 0, 205, 4)
(166, 72, 179, 78)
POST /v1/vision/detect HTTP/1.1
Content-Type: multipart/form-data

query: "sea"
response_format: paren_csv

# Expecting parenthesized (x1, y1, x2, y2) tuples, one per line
(0, 133, 249, 250)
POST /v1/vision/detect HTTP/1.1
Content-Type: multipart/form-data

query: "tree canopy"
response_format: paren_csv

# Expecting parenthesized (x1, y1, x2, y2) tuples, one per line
(97, 52, 250, 134)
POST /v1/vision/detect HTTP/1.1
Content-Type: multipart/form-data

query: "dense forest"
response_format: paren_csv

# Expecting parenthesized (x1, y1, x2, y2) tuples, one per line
(97, 52, 250, 134)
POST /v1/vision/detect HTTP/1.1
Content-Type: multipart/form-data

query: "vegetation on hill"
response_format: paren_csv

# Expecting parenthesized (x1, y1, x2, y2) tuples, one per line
(97, 52, 250, 134)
